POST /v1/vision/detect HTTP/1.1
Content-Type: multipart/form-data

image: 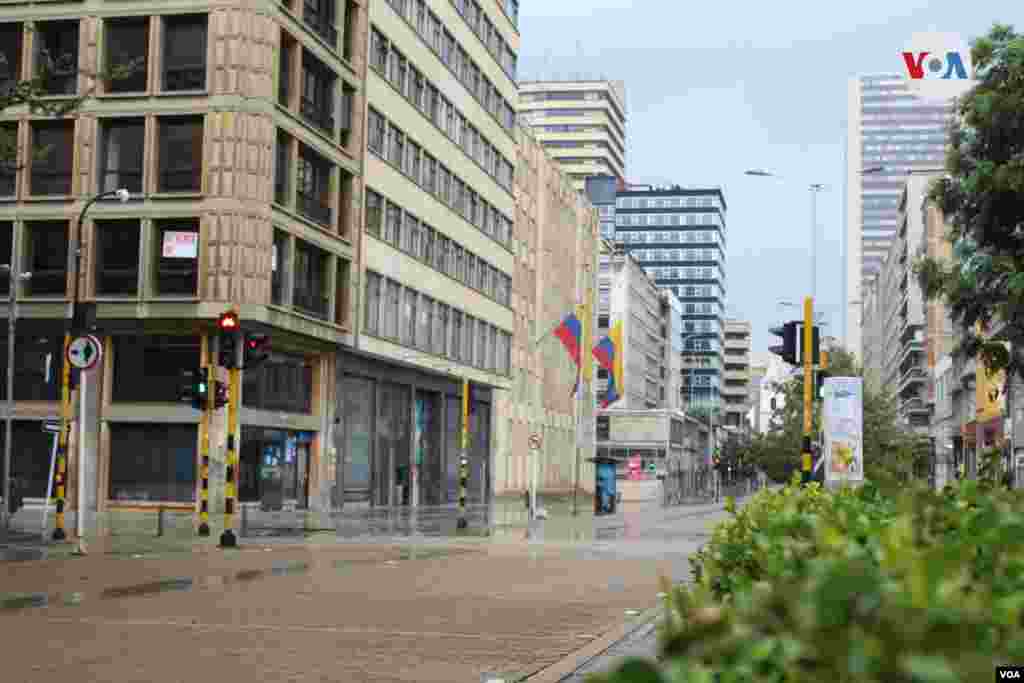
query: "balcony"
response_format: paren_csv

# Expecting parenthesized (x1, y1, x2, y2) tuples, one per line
(898, 366, 927, 394)
(723, 369, 748, 382)
(900, 395, 929, 415)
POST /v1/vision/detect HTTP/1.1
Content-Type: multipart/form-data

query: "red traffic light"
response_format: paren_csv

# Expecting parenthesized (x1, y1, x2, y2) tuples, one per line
(218, 311, 239, 330)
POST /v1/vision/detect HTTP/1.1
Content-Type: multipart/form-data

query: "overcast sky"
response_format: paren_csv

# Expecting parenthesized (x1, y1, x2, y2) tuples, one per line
(517, 0, 1019, 355)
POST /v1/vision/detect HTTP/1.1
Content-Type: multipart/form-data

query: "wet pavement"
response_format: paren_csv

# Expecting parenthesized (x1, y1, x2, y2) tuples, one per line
(0, 493, 756, 682)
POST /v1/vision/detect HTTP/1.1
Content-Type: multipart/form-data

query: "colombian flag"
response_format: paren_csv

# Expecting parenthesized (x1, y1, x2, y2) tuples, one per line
(593, 320, 624, 408)
(553, 313, 582, 367)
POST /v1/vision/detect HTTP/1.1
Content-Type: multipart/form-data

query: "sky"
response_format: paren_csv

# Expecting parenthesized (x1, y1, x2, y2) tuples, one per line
(516, 0, 1020, 355)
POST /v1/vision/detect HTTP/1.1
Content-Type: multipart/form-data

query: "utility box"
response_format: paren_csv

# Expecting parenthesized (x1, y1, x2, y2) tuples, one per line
(590, 456, 618, 516)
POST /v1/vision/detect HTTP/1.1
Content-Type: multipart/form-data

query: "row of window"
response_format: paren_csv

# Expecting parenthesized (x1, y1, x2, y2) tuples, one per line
(0, 219, 199, 298)
(369, 27, 513, 192)
(382, 0, 516, 133)
(0, 116, 203, 200)
(618, 230, 722, 246)
(645, 266, 721, 282)
(280, 0, 359, 59)
(278, 32, 357, 148)
(367, 108, 513, 250)
(0, 15, 208, 97)
(270, 228, 350, 324)
(617, 195, 723, 210)
(670, 285, 723, 299)
(617, 214, 725, 228)
(448, 0, 517, 78)
(365, 188, 511, 308)
(364, 271, 512, 376)
(0, 335, 313, 414)
(274, 129, 357, 236)
(631, 248, 723, 263)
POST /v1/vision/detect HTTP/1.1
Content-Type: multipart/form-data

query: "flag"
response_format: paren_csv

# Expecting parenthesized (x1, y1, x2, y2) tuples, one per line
(593, 320, 624, 408)
(553, 313, 582, 367)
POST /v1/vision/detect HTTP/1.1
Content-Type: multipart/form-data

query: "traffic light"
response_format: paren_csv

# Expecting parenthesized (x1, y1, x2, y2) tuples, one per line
(467, 380, 477, 415)
(816, 370, 831, 399)
(217, 310, 240, 369)
(244, 333, 271, 369)
(179, 367, 210, 411)
(769, 321, 798, 365)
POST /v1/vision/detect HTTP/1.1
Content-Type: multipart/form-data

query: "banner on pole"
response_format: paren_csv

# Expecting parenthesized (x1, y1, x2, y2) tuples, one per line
(823, 377, 864, 483)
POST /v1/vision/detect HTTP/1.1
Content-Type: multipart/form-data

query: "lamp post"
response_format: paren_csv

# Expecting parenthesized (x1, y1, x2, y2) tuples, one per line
(66, 187, 130, 550)
(1, 265, 32, 533)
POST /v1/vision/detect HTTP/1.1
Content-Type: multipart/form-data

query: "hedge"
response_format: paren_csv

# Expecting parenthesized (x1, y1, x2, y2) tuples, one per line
(588, 476, 1024, 682)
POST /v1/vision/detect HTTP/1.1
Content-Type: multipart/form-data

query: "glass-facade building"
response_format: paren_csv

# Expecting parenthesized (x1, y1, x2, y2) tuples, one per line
(845, 74, 952, 353)
(612, 186, 727, 410)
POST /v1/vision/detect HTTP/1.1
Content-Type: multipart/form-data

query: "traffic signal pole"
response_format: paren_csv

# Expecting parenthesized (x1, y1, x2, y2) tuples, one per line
(802, 297, 814, 485)
(198, 345, 214, 537)
(219, 337, 241, 548)
(52, 335, 71, 540)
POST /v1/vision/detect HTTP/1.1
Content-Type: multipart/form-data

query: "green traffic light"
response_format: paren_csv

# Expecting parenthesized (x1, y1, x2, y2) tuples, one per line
(198, 382, 207, 394)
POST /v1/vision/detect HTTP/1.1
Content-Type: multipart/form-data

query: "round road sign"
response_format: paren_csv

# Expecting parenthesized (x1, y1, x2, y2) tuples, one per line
(67, 334, 103, 371)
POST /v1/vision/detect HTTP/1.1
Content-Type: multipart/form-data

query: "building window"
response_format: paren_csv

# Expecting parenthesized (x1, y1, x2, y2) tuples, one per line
(367, 107, 385, 154)
(162, 15, 208, 92)
(450, 310, 462, 359)
(35, 21, 79, 96)
(0, 123, 15, 197)
(274, 130, 292, 206)
(0, 223, 10, 295)
(364, 271, 381, 334)
(382, 279, 400, 339)
(303, 0, 338, 46)
(400, 287, 416, 345)
(30, 122, 74, 196)
(339, 84, 355, 146)
(109, 423, 197, 502)
(112, 335, 200, 402)
(105, 17, 149, 93)
(296, 145, 332, 226)
(95, 220, 140, 296)
(300, 51, 336, 134)
(365, 189, 383, 237)
(294, 239, 329, 319)
(154, 218, 200, 296)
(0, 23, 23, 95)
(272, 229, 289, 306)
(418, 294, 432, 350)
(243, 350, 314, 414)
(157, 117, 203, 193)
(99, 118, 145, 194)
(433, 302, 448, 356)
(24, 221, 67, 296)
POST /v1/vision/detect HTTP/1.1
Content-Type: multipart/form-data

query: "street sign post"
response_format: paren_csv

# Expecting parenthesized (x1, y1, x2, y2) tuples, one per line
(67, 335, 102, 371)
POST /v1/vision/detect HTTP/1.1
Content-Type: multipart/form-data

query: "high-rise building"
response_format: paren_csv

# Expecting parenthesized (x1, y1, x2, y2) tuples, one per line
(721, 319, 752, 430)
(612, 185, 727, 413)
(518, 80, 627, 191)
(359, 0, 521, 506)
(844, 74, 952, 357)
(0, 0, 368, 526)
(584, 175, 619, 241)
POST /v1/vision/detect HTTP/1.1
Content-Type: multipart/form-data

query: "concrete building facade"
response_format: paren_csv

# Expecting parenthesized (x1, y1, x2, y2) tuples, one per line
(844, 74, 952, 357)
(492, 124, 599, 496)
(721, 319, 751, 430)
(1, 0, 369, 530)
(518, 79, 627, 191)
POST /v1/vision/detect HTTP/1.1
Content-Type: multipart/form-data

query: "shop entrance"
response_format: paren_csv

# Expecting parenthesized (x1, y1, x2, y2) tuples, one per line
(240, 428, 313, 510)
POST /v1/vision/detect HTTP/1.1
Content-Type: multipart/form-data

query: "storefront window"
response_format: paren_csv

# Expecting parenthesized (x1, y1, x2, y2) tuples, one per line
(376, 382, 410, 505)
(0, 420, 54, 497)
(239, 427, 313, 509)
(112, 335, 200, 403)
(414, 390, 441, 505)
(242, 351, 313, 414)
(108, 423, 196, 502)
(338, 376, 374, 504)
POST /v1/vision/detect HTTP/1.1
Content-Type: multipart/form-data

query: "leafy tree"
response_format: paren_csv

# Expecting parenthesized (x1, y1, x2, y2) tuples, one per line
(747, 348, 930, 486)
(914, 24, 1024, 380)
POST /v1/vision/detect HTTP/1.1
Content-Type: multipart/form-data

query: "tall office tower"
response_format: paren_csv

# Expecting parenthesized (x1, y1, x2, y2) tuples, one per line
(613, 185, 727, 413)
(360, 0, 519, 506)
(0, 0, 366, 527)
(518, 80, 627, 191)
(844, 74, 952, 357)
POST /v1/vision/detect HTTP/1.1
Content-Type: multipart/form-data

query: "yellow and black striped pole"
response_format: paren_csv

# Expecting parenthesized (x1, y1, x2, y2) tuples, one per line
(219, 361, 240, 547)
(52, 334, 71, 541)
(197, 358, 213, 536)
(801, 297, 814, 486)
(457, 378, 470, 529)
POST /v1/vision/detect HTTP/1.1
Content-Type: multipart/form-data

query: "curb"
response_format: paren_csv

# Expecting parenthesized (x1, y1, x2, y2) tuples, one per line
(521, 604, 662, 682)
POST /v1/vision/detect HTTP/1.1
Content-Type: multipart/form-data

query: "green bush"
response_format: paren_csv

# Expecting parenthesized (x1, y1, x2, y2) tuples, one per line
(588, 475, 1024, 683)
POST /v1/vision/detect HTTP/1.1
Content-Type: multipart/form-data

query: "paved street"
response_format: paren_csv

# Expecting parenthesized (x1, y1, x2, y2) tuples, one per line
(0, 494, 748, 682)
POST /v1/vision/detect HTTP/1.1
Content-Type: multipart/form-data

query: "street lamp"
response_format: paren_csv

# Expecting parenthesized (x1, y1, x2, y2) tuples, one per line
(1, 265, 32, 533)
(64, 187, 130, 548)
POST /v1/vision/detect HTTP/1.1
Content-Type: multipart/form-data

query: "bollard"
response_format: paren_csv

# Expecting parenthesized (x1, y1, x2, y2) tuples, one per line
(457, 456, 469, 530)
(157, 506, 165, 537)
